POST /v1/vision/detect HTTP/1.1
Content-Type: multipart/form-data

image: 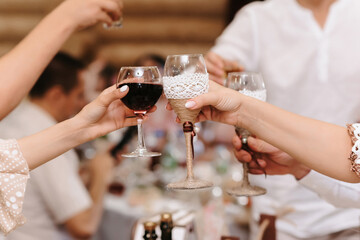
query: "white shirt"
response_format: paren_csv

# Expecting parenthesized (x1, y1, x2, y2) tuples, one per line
(0, 100, 91, 240)
(212, 0, 360, 238)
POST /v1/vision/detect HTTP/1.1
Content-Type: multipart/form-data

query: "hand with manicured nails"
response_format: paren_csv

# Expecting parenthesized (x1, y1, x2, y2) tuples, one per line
(19, 84, 156, 170)
(167, 80, 247, 127)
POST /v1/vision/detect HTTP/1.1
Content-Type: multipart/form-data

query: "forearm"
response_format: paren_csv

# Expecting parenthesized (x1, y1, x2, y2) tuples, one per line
(239, 97, 358, 182)
(0, 9, 75, 119)
(18, 116, 89, 170)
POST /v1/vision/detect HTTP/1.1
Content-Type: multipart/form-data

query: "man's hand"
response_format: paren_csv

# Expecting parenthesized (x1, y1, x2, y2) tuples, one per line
(205, 51, 243, 85)
(233, 136, 311, 180)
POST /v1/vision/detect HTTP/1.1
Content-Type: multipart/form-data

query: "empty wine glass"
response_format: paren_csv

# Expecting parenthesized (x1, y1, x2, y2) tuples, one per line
(163, 54, 213, 190)
(225, 72, 267, 196)
(116, 66, 163, 157)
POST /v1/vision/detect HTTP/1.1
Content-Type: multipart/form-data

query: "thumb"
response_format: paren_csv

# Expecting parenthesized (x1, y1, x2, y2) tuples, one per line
(97, 84, 129, 107)
(247, 137, 278, 154)
(184, 92, 220, 110)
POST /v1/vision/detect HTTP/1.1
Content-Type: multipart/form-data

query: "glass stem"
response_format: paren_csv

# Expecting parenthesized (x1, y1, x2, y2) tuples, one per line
(242, 162, 250, 186)
(235, 127, 251, 186)
(184, 131, 194, 180)
(136, 116, 146, 151)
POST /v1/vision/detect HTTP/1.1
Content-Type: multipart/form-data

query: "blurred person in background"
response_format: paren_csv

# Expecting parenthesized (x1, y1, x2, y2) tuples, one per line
(83, 58, 118, 102)
(205, 0, 360, 239)
(0, 53, 114, 240)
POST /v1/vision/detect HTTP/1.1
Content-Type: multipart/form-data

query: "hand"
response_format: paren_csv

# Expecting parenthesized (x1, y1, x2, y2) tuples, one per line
(76, 84, 155, 140)
(170, 80, 244, 126)
(53, 0, 123, 31)
(233, 136, 311, 180)
(205, 52, 243, 85)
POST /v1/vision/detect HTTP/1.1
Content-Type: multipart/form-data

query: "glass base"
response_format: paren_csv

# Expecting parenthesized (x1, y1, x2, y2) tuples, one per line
(121, 148, 161, 158)
(166, 178, 213, 190)
(227, 182, 267, 197)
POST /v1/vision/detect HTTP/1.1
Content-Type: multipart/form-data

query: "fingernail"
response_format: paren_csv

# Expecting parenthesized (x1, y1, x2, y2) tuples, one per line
(120, 85, 128, 92)
(185, 101, 196, 108)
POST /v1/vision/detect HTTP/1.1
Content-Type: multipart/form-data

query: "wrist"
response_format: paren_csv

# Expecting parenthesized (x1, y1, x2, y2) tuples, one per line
(235, 94, 256, 129)
(46, 6, 77, 36)
(64, 115, 92, 146)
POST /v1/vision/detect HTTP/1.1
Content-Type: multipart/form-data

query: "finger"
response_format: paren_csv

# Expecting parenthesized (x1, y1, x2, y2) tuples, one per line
(122, 117, 138, 127)
(232, 135, 242, 151)
(184, 92, 220, 110)
(234, 149, 252, 163)
(206, 59, 224, 78)
(99, 0, 121, 19)
(247, 137, 278, 154)
(256, 158, 267, 168)
(248, 169, 266, 175)
(97, 11, 114, 26)
(205, 52, 224, 76)
(166, 102, 173, 111)
(147, 106, 157, 114)
(248, 159, 267, 169)
(97, 84, 128, 107)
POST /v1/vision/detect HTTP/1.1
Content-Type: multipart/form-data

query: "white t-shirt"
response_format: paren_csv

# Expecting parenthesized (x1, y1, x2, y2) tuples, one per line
(0, 100, 91, 240)
(212, 0, 360, 238)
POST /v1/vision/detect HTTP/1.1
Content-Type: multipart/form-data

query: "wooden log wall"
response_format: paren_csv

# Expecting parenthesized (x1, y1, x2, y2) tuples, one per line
(0, 0, 229, 66)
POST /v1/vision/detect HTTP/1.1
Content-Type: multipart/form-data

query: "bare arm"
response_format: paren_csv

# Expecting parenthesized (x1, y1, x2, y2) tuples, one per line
(0, 0, 122, 120)
(18, 85, 139, 170)
(184, 81, 359, 183)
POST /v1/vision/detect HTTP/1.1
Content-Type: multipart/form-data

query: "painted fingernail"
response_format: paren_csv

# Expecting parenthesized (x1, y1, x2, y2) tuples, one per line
(120, 85, 128, 92)
(185, 101, 196, 108)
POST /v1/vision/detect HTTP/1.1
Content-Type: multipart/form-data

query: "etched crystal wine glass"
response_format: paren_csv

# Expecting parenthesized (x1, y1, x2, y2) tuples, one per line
(163, 54, 213, 190)
(116, 66, 163, 157)
(225, 72, 267, 196)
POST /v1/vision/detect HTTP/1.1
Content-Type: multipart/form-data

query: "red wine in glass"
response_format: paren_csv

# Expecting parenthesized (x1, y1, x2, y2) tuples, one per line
(118, 83, 163, 113)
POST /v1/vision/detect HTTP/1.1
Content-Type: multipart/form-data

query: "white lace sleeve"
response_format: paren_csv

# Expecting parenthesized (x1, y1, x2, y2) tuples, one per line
(347, 124, 360, 178)
(0, 139, 29, 234)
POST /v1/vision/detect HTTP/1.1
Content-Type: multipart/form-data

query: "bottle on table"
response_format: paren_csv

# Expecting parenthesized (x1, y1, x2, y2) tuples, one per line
(160, 212, 173, 240)
(143, 221, 158, 240)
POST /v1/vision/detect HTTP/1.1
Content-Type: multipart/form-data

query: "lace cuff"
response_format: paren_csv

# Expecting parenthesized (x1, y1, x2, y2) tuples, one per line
(347, 124, 360, 178)
(0, 139, 29, 234)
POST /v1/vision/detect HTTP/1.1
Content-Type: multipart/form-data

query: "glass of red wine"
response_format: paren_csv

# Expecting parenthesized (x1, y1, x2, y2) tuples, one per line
(116, 66, 163, 157)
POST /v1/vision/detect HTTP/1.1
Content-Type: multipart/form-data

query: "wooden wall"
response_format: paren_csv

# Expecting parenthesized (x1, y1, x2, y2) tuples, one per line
(0, 0, 229, 66)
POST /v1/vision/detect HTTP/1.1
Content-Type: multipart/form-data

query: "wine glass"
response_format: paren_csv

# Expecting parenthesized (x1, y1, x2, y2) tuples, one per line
(163, 54, 213, 190)
(103, 17, 123, 29)
(116, 66, 163, 157)
(225, 71, 267, 196)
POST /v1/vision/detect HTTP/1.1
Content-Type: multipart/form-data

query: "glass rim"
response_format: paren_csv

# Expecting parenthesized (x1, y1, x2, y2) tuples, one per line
(119, 66, 160, 70)
(228, 71, 262, 77)
(165, 53, 204, 58)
